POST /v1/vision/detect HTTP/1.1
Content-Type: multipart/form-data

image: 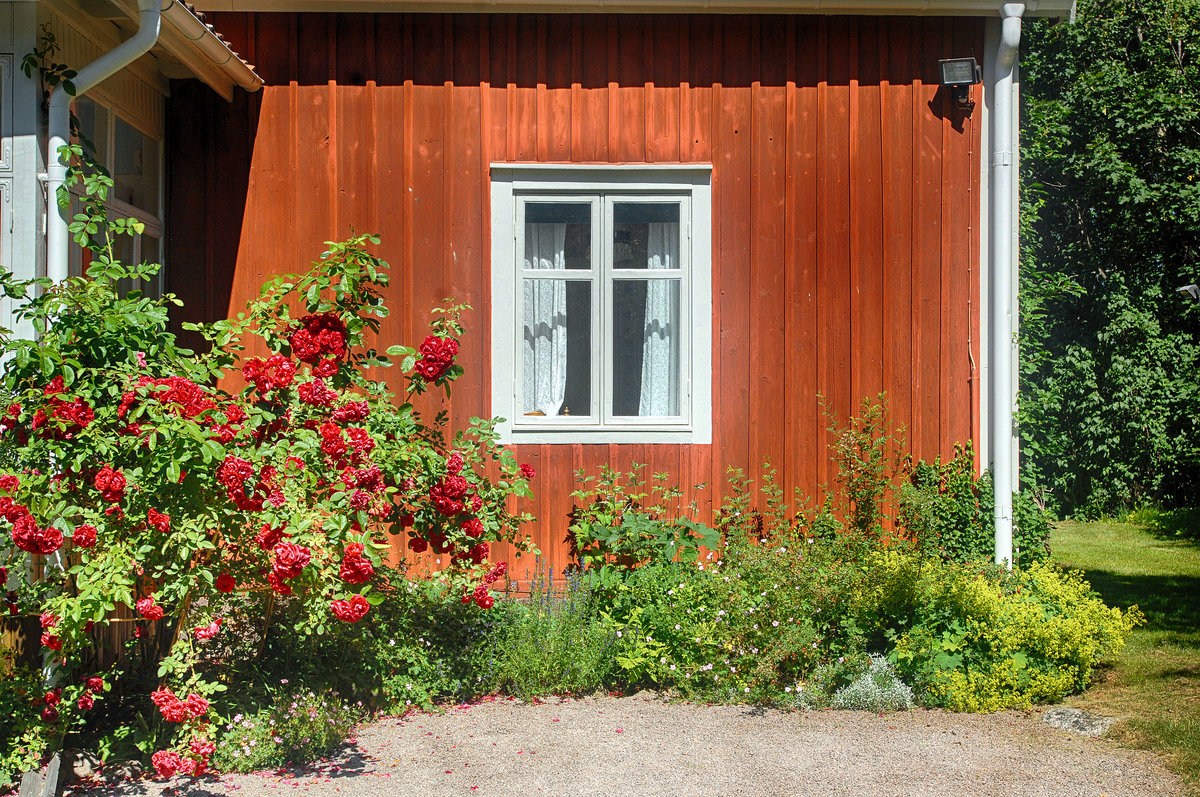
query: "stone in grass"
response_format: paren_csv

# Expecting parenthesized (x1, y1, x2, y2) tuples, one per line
(1042, 707, 1117, 737)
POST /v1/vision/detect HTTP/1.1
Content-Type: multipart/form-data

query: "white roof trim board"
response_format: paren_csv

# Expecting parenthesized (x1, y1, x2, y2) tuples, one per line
(192, 0, 1074, 16)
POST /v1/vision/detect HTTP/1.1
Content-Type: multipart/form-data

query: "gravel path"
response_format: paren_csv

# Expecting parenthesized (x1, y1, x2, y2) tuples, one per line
(84, 694, 1184, 797)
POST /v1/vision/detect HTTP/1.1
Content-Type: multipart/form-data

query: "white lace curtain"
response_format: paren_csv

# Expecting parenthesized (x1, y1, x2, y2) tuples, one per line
(523, 223, 568, 416)
(639, 222, 680, 416)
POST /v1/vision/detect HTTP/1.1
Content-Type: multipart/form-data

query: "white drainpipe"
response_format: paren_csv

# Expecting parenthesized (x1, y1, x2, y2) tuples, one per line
(46, 0, 162, 285)
(990, 1, 1024, 569)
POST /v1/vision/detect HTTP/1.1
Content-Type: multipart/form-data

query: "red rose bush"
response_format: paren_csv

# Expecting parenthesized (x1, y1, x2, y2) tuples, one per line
(0, 234, 535, 780)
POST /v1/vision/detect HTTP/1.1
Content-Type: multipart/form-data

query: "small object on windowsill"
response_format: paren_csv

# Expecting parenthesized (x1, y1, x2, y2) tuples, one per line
(525, 411, 546, 416)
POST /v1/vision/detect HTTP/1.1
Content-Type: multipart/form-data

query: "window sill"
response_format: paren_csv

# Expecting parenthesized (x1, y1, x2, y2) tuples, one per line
(501, 426, 710, 445)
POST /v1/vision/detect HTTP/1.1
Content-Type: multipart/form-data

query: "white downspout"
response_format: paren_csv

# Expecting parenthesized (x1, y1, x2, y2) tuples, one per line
(46, 0, 162, 285)
(990, 1, 1024, 569)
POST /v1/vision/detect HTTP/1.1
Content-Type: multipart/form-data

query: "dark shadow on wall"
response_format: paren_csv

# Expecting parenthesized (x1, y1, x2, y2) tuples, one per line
(206, 12, 986, 90)
(164, 80, 256, 351)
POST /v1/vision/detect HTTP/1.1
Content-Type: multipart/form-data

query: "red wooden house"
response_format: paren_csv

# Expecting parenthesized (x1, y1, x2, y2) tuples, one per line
(5, 0, 1072, 571)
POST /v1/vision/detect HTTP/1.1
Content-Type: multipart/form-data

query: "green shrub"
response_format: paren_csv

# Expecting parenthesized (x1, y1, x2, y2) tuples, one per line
(218, 581, 512, 714)
(860, 552, 1142, 712)
(570, 464, 719, 597)
(899, 445, 1051, 567)
(211, 686, 361, 773)
(486, 567, 617, 699)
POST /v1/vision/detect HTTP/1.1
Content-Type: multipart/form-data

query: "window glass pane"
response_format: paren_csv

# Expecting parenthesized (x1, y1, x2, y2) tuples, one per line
(613, 203, 680, 270)
(612, 279, 681, 417)
(74, 98, 108, 168)
(524, 202, 591, 270)
(141, 232, 163, 300)
(113, 116, 159, 215)
(523, 279, 592, 417)
(113, 233, 137, 297)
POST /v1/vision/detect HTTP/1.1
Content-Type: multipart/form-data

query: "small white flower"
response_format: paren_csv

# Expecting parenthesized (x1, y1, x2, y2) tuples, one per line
(674, 624, 681, 630)
(785, 687, 792, 693)
(744, 687, 750, 693)
(670, 664, 677, 670)
(616, 631, 623, 638)
(772, 620, 779, 627)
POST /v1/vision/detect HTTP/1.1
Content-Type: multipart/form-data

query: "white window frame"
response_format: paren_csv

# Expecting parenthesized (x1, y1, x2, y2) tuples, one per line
(490, 164, 713, 445)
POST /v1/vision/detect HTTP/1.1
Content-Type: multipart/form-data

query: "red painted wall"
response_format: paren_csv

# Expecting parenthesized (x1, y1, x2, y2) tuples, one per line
(167, 13, 984, 574)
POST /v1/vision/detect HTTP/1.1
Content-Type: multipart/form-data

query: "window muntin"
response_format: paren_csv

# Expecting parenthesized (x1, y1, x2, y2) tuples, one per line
(492, 166, 712, 445)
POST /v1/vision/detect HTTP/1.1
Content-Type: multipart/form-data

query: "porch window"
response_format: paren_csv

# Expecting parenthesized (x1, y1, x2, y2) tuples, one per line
(68, 97, 164, 298)
(490, 166, 712, 444)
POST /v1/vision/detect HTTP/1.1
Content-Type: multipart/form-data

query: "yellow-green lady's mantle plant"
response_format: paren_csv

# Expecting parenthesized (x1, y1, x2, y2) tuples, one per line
(0, 159, 535, 779)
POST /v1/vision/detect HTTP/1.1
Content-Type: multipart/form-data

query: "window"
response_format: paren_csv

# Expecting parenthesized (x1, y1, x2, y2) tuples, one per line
(490, 165, 712, 444)
(69, 97, 164, 297)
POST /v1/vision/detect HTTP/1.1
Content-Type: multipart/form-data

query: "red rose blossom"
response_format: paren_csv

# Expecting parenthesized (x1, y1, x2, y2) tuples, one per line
(86, 676, 104, 692)
(147, 508, 170, 534)
(136, 597, 164, 621)
(313, 358, 339, 378)
(266, 571, 293, 595)
(215, 573, 236, 593)
(330, 594, 370, 622)
(73, 524, 97, 548)
(409, 536, 428, 553)
(13, 515, 63, 555)
(191, 738, 216, 758)
(77, 694, 94, 711)
(272, 542, 311, 580)
(298, 378, 338, 408)
(519, 463, 536, 479)
(151, 750, 182, 779)
(339, 543, 374, 584)
(93, 466, 126, 503)
(194, 620, 221, 641)
(255, 523, 287, 550)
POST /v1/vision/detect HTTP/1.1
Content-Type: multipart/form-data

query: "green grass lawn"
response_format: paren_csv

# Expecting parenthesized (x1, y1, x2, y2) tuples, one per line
(1052, 518, 1200, 794)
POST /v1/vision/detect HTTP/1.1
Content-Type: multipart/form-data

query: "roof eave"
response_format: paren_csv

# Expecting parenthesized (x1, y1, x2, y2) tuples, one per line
(111, 0, 264, 99)
(191, 0, 1074, 17)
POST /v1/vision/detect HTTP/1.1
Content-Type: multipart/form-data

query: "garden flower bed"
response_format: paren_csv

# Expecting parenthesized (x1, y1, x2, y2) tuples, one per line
(0, 158, 1141, 791)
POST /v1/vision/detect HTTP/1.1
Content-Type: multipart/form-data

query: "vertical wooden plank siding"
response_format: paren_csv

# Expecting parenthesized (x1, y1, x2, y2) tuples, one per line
(168, 13, 985, 573)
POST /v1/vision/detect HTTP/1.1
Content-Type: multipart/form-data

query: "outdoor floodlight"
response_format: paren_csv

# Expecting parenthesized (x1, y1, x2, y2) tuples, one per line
(1178, 284, 1200, 304)
(938, 57, 981, 107)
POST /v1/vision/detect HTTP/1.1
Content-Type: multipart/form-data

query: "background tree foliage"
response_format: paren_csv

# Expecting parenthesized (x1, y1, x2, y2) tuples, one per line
(1020, 0, 1200, 516)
